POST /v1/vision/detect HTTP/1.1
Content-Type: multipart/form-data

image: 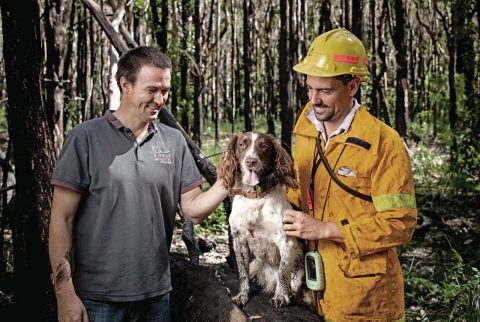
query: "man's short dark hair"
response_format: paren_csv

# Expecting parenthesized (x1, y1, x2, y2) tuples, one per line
(116, 46, 172, 92)
(335, 74, 356, 85)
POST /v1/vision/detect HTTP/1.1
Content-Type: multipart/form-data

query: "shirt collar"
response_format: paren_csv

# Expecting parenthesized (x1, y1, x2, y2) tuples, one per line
(103, 110, 157, 133)
(306, 98, 360, 143)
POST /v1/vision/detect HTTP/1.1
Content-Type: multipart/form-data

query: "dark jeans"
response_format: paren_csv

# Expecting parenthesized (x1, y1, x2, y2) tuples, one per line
(82, 292, 170, 322)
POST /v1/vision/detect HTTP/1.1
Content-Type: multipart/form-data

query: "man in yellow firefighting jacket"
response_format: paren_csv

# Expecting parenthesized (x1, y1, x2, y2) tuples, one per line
(283, 28, 417, 322)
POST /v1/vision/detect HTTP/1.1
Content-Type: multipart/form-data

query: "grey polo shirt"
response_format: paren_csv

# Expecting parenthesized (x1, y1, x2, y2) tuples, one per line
(51, 110, 203, 301)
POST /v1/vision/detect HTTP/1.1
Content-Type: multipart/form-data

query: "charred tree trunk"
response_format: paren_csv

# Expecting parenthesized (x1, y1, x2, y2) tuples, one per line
(453, 0, 479, 166)
(192, 0, 203, 146)
(263, 3, 276, 136)
(160, 0, 169, 52)
(437, 4, 458, 159)
(351, 0, 363, 102)
(214, 0, 221, 141)
(229, 0, 237, 132)
(150, 0, 168, 52)
(62, 2, 76, 123)
(44, 0, 71, 157)
(378, 0, 391, 126)
(1, 0, 56, 320)
(319, 0, 332, 33)
(342, 0, 350, 29)
(76, 5, 88, 122)
(369, 0, 378, 116)
(242, 0, 253, 131)
(392, 0, 409, 138)
(279, 0, 293, 150)
(88, 15, 96, 118)
(235, 16, 242, 131)
(170, 254, 321, 321)
(180, 0, 192, 132)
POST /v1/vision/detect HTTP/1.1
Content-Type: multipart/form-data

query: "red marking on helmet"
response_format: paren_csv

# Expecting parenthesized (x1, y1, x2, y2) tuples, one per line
(363, 57, 367, 65)
(333, 55, 359, 64)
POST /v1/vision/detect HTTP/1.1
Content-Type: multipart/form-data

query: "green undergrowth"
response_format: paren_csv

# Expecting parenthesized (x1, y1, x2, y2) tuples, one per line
(404, 244, 480, 321)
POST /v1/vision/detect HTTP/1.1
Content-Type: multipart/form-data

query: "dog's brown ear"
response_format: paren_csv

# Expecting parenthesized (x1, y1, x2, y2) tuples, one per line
(217, 133, 239, 191)
(272, 140, 299, 190)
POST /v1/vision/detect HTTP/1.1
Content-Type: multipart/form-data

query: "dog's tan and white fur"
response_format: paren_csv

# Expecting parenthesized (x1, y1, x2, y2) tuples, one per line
(217, 132, 303, 307)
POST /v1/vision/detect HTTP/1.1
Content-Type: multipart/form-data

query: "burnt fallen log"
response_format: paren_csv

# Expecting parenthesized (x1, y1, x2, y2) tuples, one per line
(170, 254, 322, 322)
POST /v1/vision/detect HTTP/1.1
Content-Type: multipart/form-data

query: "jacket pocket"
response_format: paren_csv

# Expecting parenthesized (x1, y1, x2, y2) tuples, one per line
(330, 175, 372, 201)
(336, 252, 388, 316)
(337, 175, 372, 189)
(338, 252, 386, 278)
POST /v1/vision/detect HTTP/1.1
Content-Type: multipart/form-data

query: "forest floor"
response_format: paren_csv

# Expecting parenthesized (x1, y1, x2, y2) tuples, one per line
(401, 193, 480, 320)
(172, 193, 480, 321)
(0, 194, 478, 321)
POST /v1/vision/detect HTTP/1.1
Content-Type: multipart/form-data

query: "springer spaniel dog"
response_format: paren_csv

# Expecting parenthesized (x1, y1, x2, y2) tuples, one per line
(217, 132, 304, 307)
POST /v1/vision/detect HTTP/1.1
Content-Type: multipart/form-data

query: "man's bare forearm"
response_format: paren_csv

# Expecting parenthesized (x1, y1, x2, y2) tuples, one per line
(180, 180, 229, 224)
(53, 251, 72, 292)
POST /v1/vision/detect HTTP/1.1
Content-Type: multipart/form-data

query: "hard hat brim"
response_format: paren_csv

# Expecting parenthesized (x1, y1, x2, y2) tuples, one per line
(293, 61, 369, 82)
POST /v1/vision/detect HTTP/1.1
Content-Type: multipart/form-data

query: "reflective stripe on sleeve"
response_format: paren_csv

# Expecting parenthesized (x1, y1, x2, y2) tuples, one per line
(372, 193, 417, 212)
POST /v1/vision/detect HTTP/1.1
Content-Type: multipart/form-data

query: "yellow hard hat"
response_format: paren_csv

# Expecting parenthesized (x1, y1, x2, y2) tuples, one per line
(293, 28, 370, 81)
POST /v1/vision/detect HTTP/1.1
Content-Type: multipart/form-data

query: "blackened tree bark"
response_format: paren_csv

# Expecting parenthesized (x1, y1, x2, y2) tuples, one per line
(180, 0, 192, 132)
(437, 3, 458, 158)
(235, 10, 242, 131)
(319, 0, 332, 33)
(378, 0, 391, 126)
(453, 0, 479, 150)
(88, 14, 97, 118)
(0, 0, 57, 320)
(214, 0, 221, 141)
(160, 0, 169, 52)
(451, 0, 479, 174)
(342, 0, 350, 29)
(62, 2, 76, 118)
(392, 0, 408, 138)
(279, 0, 293, 151)
(76, 5, 88, 122)
(368, 0, 378, 116)
(229, 0, 237, 132)
(192, 0, 203, 146)
(242, 0, 253, 131)
(150, 0, 168, 52)
(263, 2, 276, 136)
(44, 0, 72, 157)
(150, 0, 162, 46)
(351, 0, 363, 102)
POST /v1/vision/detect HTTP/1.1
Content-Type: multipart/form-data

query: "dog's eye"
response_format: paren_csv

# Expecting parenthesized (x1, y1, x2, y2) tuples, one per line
(261, 144, 270, 151)
(238, 143, 246, 149)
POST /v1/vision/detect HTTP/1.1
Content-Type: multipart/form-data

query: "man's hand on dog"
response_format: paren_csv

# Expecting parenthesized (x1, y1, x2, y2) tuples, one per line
(283, 209, 344, 243)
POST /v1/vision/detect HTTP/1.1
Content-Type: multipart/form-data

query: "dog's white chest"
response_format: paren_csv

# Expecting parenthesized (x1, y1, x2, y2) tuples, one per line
(229, 191, 290, 235)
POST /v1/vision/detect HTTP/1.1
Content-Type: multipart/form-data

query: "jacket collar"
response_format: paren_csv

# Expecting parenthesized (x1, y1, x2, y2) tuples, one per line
(293, 103, 381, 155)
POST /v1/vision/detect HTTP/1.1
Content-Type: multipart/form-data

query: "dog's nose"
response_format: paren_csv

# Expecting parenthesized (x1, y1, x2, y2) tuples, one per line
(245, 157, 257, 167)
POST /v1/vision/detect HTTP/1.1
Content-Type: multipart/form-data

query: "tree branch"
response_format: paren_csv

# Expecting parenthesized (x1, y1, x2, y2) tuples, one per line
(80, 0, 129, 54)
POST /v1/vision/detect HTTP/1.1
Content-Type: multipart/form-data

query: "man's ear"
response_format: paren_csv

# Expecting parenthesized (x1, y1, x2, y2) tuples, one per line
(119, 77, 130, 94)
(349, 78, 361, 97)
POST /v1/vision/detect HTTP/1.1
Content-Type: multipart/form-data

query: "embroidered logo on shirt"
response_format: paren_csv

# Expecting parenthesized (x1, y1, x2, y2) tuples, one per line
(152, 146, 172, 164)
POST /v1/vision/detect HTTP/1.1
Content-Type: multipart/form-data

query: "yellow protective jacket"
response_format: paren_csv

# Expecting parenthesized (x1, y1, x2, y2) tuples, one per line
(288, 103, 417, 322)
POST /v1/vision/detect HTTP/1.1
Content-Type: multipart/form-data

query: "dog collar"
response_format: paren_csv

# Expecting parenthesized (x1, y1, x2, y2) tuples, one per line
(230, 185, 278, 199)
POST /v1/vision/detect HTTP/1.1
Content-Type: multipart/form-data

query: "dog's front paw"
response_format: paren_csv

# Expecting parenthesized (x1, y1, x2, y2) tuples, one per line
(232, 292, 250, 306)
(271, 292, 290, 308)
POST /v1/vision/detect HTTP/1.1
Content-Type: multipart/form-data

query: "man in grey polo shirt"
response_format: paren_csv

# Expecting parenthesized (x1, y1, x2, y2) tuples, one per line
(48, 47, 228, 322)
